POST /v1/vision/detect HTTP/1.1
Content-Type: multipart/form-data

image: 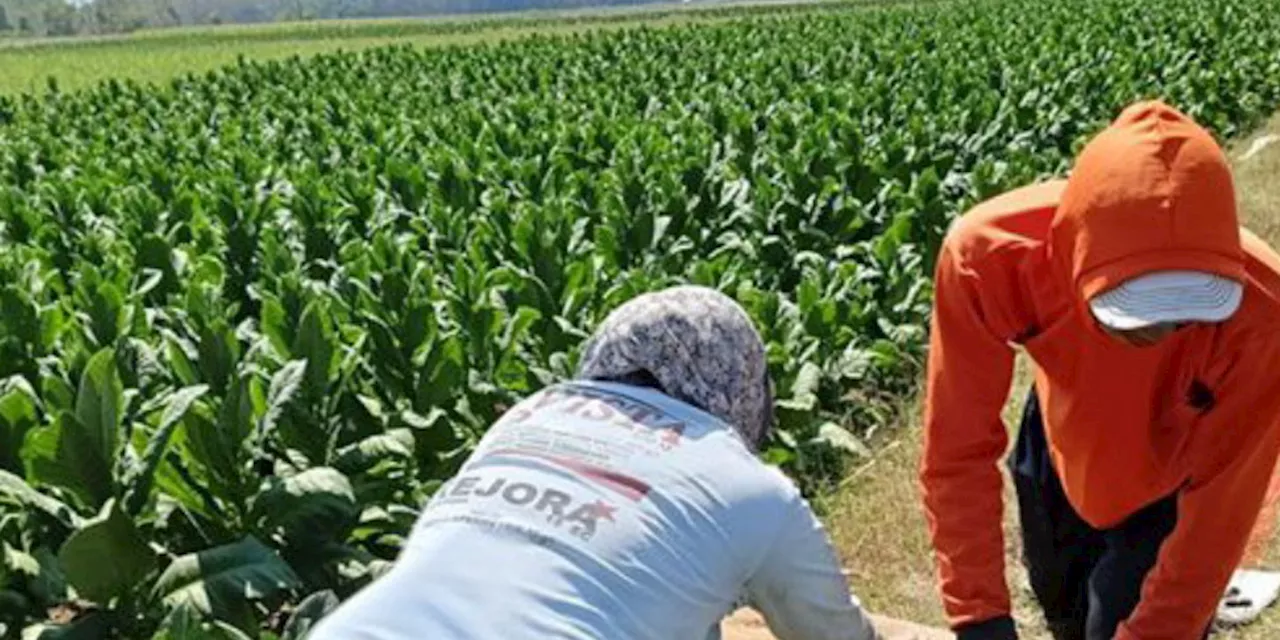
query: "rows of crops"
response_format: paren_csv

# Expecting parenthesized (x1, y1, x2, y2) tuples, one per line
(2, 0, 1280, 636)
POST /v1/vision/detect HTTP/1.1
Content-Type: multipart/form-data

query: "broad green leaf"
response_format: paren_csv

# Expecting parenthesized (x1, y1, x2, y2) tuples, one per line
(790, 361, 823, 401)
(40, 376, 75, 417)
(414, 336, 464, 412)
(24, 414, 114, 509)
(281, 590, 339, 639)
(182, 413, 238, 500)
(260, 360, 306, 438)
(124, 385, 210, 516)
(812, 422, 872, 457)
(259, 297, 291, 359)
(133, 268, 165, 302)
(333, 429, 414, 475)
(253, 467, 358, 542)
(154, 536, 300, 633)
(81, 281, 128, 350)
(217, 374, 256, 453)
(137, 235, 179, 300)
(8, 547, 68, 606)
(335, 552, 395, 585)
(152, 452, 231, 536)
(0, 386, 39, 474)
(0, 470, 81, 528)
(164, 335, 200, 388)
(73, 349, 123, 469)
(292, 302, 334, 400)
(153, 603, 201, 640)
(59, 498, 157, 604)
(5, 544, 42, 578)
(363, 314, 409, 392)
(197, 322, 237, 395)
(0, 589, 28, 615)
(498, 306, 541, 353)
(153, 603, 255, 640)
(0, 287, 40, 351)
(182, 374, 251, 497)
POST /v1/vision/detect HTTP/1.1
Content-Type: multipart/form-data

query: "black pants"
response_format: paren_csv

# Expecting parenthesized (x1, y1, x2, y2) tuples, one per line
(1010, 391, 1201, 640)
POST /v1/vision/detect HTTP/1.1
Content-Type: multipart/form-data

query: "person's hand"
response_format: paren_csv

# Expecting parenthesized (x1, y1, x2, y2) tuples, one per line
(954, 616, 1017, 640)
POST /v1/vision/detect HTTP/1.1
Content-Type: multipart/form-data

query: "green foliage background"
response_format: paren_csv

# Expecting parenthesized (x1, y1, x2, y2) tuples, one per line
(2, 0, 1280, 636)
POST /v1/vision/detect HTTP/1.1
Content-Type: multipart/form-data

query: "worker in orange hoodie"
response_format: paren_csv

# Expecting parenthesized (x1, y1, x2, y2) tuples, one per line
(920, 100, 1280, 640)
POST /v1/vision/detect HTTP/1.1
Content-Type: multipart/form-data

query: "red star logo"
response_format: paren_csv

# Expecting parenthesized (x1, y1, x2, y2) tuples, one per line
(588, 500, 617, 522)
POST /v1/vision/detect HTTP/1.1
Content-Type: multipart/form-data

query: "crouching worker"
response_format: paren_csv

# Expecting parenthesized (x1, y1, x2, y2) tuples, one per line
(311, 285, 881, 640)
(921, 100, 1280, 640)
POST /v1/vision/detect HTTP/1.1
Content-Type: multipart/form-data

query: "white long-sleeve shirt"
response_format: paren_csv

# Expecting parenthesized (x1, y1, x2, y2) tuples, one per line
(310, 380, 875, 640)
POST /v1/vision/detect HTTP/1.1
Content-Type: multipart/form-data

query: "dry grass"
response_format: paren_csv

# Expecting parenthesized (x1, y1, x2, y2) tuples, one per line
(819, 402, 942, 627)
(821, 111, 1280, 639)
(1234, 117, 1280, 241)
(819, 357, 1046, 635)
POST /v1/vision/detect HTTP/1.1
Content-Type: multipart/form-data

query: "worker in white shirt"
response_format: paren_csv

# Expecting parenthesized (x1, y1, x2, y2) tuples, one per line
(309, 285, 882, 640)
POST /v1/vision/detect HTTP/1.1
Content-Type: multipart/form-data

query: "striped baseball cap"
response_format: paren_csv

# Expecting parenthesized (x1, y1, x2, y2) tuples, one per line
(1088, 270, 1244, 330)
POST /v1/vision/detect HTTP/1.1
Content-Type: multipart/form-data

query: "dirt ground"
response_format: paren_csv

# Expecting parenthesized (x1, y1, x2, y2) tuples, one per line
(722, 608, 951, 639)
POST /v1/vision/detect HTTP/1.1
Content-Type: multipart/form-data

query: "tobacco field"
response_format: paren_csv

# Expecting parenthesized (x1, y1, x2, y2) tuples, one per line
(1, 0, 1280, 636)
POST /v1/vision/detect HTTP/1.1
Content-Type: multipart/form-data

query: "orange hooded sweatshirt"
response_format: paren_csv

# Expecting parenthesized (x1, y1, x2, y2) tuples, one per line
(921, 100, 1280, 639)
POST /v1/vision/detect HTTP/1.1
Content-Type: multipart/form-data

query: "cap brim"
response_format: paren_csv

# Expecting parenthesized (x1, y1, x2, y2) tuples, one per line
(1089, 270, 1244, 331)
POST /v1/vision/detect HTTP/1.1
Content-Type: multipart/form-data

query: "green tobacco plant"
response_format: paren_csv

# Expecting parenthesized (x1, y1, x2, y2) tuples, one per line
(2, 0, 1280, 634)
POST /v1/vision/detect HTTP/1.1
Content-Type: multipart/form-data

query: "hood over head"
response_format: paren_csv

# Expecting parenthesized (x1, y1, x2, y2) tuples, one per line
(575, 285, 774, 448)
(1050, 101, 1246, 325)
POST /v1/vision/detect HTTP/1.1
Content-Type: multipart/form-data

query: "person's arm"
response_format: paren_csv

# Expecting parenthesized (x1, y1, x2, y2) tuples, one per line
(1116, 340, 1280, 640)
(745, 488, 880, 640)
(920, 233, 1019, 638)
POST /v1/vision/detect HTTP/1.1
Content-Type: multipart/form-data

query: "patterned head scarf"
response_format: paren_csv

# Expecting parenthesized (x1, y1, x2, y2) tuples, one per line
(576, 285, 775, 448)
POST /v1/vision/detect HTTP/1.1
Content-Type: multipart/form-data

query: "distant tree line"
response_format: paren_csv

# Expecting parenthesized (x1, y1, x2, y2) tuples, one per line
(0, 0, 666, 37)
(0, 0, 161, 36)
